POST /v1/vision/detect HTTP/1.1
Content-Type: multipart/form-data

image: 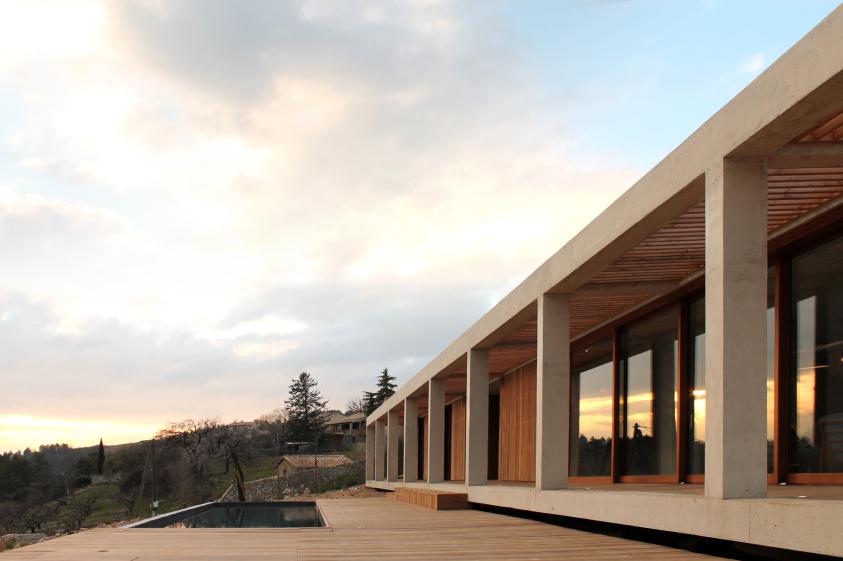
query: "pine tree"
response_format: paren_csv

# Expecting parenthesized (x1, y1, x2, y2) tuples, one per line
(96, 438, 105, 475)
(284, 372, 328, 442)
(362, 390, 378, 416)
(363, 368, 397, 416)
(375, 367, 396, 403)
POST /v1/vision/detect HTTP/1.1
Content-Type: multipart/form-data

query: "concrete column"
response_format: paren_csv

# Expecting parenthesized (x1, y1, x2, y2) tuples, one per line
(365, 424, 375, 481)
(387, 409, 400, 482)
(536, 292, 571, 490)
(466, 349, 489, 486)
(374, 419, 386, 481)
(403, 397, 419, 483)
(427, 378, 445, 483)
(704, 157, 768, 499)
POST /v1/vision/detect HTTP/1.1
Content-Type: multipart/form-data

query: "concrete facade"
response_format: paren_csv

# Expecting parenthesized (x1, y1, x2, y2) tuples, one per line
(466, 348, 489, 486)
(426, 378, 445, 484)
(387, 409, 400, 482)
(366, 6, 843, 557)
(704, 157, 769, 499)
(403, 397, 419, 483)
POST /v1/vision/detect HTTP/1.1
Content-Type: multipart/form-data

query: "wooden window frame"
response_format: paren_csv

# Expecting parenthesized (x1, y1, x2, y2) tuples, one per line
(567, 205, 843, 487)
(775, 217, 843, 485)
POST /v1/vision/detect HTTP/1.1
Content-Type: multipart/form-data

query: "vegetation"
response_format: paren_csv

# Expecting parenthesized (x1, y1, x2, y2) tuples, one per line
(0, 370, 368, 539)
(285, 372, 328, 443)
(363, 367, 397, 415)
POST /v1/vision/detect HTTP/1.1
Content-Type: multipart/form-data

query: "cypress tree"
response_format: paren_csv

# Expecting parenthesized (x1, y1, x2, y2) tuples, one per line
(96, 438, 105, 475)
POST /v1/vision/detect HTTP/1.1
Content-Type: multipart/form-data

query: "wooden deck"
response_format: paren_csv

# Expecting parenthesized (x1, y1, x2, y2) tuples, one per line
(1, 497, 725, 560)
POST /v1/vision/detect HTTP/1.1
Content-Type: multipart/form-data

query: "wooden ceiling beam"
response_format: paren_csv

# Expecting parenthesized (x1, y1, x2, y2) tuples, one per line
(576, 280, 679, 297)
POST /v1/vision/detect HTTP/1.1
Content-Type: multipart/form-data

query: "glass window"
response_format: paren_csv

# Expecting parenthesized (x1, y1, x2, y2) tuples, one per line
(570, 337, 613, 477)
(789, 235, 843, 473)
(619, 305, 678, 476)
(767, 266, 775, 474)
(686, 297, 706, 475)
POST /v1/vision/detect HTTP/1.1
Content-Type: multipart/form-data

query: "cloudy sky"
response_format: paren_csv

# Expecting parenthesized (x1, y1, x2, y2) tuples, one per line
(0, 0, 838, 452)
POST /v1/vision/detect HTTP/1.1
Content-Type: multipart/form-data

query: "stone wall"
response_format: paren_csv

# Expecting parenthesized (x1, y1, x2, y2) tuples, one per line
(220, 461, 364, 501)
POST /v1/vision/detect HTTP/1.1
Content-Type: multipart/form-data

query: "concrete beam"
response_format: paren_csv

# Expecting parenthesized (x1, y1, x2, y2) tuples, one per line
(403, 398, 419, 483)
(427, 378, 445, 483)
(365, 425, 375, 481)
(767, 141, 843, 168)
(466, 349, 489, 486)
(536, 293, 571, 490)
(374, 420, 386, 481)
(704, 157, 768, 499)
(387, 409, 400, 482)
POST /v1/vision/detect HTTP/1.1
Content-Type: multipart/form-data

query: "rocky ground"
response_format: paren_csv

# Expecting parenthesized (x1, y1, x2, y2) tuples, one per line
(284, 484, 383, 501)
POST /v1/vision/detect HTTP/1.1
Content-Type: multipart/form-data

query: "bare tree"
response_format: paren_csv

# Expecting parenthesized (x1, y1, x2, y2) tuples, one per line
(256, 409, 288, 456)
(156, 418, 218, 475)
(17, 503, 59, 534)
(210, 425, 257, 502)
(57, 495, 98, 533)
(345, 397, 365, 416)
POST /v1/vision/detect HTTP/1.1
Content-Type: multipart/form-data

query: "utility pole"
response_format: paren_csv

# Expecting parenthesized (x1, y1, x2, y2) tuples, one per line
(150, 438, 157, 514)
(313, 434, 319, 494)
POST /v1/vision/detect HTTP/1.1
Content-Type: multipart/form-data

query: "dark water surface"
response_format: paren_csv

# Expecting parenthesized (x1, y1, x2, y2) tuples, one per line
(136, 502, 324, 528)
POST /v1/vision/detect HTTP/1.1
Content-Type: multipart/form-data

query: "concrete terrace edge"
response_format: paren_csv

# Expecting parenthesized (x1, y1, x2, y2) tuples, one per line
(365, 480, 843, 557)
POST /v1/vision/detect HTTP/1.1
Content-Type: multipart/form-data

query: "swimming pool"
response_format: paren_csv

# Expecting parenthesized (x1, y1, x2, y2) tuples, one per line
(128, 502, 326, 528)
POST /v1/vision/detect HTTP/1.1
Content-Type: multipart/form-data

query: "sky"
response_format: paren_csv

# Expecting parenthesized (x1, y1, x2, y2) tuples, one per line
(0, 0, 839, 453)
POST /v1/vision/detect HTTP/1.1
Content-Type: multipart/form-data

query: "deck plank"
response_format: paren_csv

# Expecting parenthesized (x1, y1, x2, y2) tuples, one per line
(1, 497, 723, 560)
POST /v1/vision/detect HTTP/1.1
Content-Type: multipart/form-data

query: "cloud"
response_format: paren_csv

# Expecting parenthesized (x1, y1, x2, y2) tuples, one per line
(740, 52, 766, 75)
(0, 193, 126, 253)
(0, 0, 640, 451)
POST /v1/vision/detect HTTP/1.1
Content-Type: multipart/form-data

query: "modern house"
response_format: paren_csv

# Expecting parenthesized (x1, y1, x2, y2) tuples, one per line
(365, 7, 843, 558)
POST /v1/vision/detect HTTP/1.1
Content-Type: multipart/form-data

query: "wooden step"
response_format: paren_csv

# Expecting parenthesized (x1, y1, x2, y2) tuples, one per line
(390, 487, 469, 510)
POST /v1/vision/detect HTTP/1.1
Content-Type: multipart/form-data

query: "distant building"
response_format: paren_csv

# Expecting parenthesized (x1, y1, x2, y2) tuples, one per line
(227, 420, 258, 432)
(277, 454, 353, 477)
(322, 412, 366, 448)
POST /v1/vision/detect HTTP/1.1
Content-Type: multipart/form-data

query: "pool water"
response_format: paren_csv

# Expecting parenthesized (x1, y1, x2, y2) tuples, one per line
(132, 502, 325, 528)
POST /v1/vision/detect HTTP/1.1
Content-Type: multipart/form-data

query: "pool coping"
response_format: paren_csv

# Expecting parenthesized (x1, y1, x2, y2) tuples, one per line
(123, 501, 330, 529)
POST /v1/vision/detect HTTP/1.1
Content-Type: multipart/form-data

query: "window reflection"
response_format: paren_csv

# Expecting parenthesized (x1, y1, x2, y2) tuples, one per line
(687, 297, 705, 475)
(767, 266, 775, 474)
(789, 235, 843, 473)
(619, 306, 678, 476)
(570, 337, 613, 477)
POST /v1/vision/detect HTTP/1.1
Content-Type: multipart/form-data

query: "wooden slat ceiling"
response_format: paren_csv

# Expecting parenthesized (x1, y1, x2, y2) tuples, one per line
(477, 156, 843, 372)
(798, 110, 843, 142)
(767, 167, 843, 230)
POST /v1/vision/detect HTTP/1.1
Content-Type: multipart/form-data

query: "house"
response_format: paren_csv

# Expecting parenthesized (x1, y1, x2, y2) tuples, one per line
(325, 412, 365, 435)
(277, 454, 353, 477)
(366, 7, 843, 558)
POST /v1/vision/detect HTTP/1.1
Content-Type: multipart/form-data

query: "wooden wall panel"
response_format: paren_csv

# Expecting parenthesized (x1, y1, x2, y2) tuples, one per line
(449, 397, 467, 481)
(498, 362, 537, 482)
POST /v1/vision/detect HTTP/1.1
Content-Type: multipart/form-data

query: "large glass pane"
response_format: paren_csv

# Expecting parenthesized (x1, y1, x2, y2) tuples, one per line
(619, 305, 678, 476)
(767, 266, 775, 474)
(570, 337, 613, 477)
(686, 297, 706, 475)
(789, 235, 843, 473)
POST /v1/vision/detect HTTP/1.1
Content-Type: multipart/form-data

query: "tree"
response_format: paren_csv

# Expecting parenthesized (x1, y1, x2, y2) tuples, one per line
(344, 397, 365, 416)
(256, 409, 288, 456)
(284, 372, 328, 443)
(210, 426, 256, 502)
(363, 368, 397, 416)
(96, 439, 105, 476)
(362, 391, 378, 416)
